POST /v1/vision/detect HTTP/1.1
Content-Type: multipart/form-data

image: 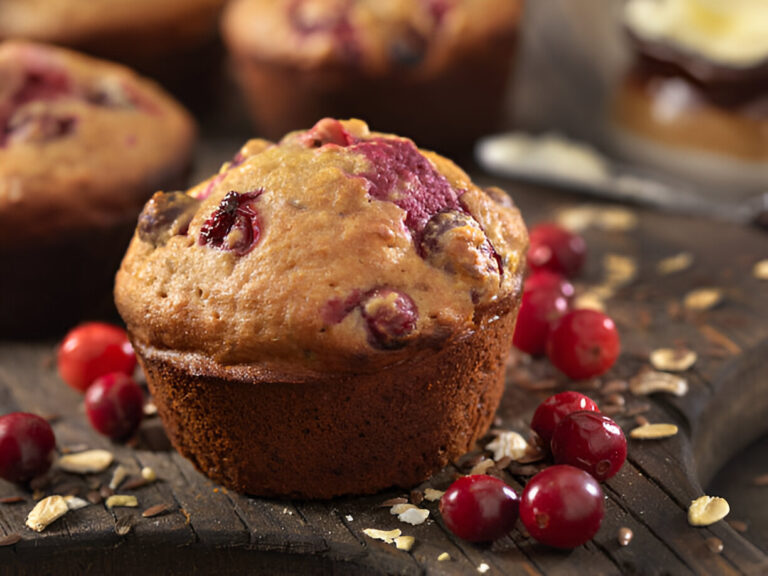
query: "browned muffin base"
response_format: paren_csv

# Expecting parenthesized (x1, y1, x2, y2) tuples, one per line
(136, 300, 519, 499)
(229, 29, 517, 153)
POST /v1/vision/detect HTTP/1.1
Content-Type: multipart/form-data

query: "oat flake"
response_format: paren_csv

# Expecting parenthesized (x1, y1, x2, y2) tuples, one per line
(650, 348, 697, 372)
(395, 535, 415, 551)
(485, 431, 528, 462)
(423, 488, 444, 502)
(657, 252, 694, 275)
(362, 528, 401, 544)
(630, 370, 688, 397)
(398, 508, 429, 526)
(684, 288, 723, 311)
(26, 496, 69, 532)
(688, 496, 729, 526)
(629, 423, 679, 439)
(58, 450, 114, 474)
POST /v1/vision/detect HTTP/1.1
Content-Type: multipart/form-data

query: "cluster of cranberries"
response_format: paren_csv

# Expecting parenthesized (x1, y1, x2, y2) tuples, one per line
(513, 222, 620, 380)
(440, 390, 627, 548)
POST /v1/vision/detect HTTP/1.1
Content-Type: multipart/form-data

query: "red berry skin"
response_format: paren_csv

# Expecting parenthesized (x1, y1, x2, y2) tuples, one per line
(0, 413, 56, 483)
(57, 323, 136, 393)
(524, 270, 575, 299)
(530, 391, 600, 447)
(439, 475, 520, 542)
(547, 310, 620, 380)
(527, 223, 587, 278)
(551, 412, 627, 481)
(520, 465, 605, 549)
(84, 373, 144, 441)
(513, 284, 570, 356)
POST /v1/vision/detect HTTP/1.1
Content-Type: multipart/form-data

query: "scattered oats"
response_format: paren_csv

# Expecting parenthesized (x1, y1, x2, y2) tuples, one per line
(115, 517, 132, 536)
(143, 402, 158, 417)
(635, 415, 650, 427)
(595, 207, 638, 232)
(120, 477, 148, 491)
(380, 497, 408, 508)
(86, 491, 103, 505)
(684, 288, 723, 311)
(363, 528, 401, 544)
(437, 552, 451, 562)
(625, 402, 651, 416)
(105, 495, 138, 509)
(602, 404, 626, 417)
(424, 488, 445, 502)
(700, 325, 742, 355)
(395, 535, 415, 551)
(469, 459, 495, 476)
(752, 259, 768, 280)
(603, 393, 626, 407)
(0, 496, 24, 504)
(109, 465, 128, 491)
(630, 371, 688, 397)
(64, 496, 89, 511)
(0, 533, 21, 547)
(574, 291, 606, 311)
(752, 473, 768, 486)
(478, 562, 491, 574)
(650, 348, 697, 372)
(26, 495, 69, 532)
(657, 252, 694, 275)
(727, 519, 748, 533)
(58, 450, 114, 474)
(345, 515, 354, 522)
(390, 503, 417, 515)
(398, 507, 430, 526)
(630, 423, 679, 439)
(556, 205, 596, 232)
(604, 253, 637, 287)
(485, 431, 528, 462)
(140, 467, 157, 483)
(281, 507, 293, 515)
(142, 503, 171, 518)
(618, 527, 633, 546)
(705, 537, 724, 554)
(689, 496, 729, 526)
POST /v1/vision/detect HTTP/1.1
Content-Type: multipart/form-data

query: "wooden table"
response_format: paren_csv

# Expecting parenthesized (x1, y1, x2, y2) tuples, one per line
(1, 151, 767, 573)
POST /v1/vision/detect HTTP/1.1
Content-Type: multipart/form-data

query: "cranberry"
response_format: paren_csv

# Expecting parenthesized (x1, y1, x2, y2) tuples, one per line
(84, 373, 144, 441)
(520, 465, 605, 549)
(524, 270, 574, 298)
(199, 190, 263, 256)
(360, 288, 417, 349)
(0, 413, 56, 483)
(527, 223, 586, 278)
(512, 283, 570, 356)
(546, 310, 620, 380)
(57, 323, 136, 393)
(551, 412, 626, 481)
(439, 475, 519, 542)
(530, 391, 600, 447)
(299, 117, 356, 147)
(138, 191, 199, 247)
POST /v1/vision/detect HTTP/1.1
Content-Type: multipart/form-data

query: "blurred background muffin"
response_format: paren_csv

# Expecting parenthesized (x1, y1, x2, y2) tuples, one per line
(221, 0, 524, 153)
(0, 42, 196, 337)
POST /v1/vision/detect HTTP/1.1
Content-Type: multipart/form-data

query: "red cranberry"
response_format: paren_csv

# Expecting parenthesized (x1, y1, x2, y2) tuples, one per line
(360, 288, 418, 349)
(524, 270, 575, 299)
(84, 373, 144, 441)
(299, 118, 356, 147)
(530, 391, 600, 447)
(57, 323, 136, 393)
(551, 412, 627, 481)
(0, 413, 56, 483)
(520, 465, 605, 549)
(546, 310, 620, 380)
(527, 223, 586, 278)
(440, 475, 519, 542)
(512, 283, 570, 356)
(199, 190, 263, 256)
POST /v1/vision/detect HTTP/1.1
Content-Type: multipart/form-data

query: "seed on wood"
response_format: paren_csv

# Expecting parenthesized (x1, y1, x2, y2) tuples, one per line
(410, 490, 424, 506)
(60, 444, 90, 455)
(142, 503, 171, 518)
(573, 291, 606, 312)
(109, 465, 128, 491)
(625, 402, 651, 416)
(699, 325, 742, 355)
(100, 485, 115, 499)
(635, 415, 650, 427)
(688, 496, 730, 526)
(423, 489, 444, 502)
(727, 519, 748, 533)
(603, 253, 637, 287)
(469, 459, 495, 476)
(705, 537, 724, 554)
(140, 467, 157, 483)
(0, 496, 24, 504)
(630, 423, 679, 440)
(115, 517, 132, 536)
(657, 252, 694, 275)
(437, 552, 451, 562)
(0, 533, 22, 547)
(650, 348, 697, 372)
(379, 497, 408, 508)
(362, 528, 401, 544)
(105, 495, 138, 509)
(617, 527, 633, 546)
(602, 379, 628, 394)
(485, 431, 528, 462)
(603, 393, 626, 407)
(26, 495, 69, 532)
(58, 450, 114, 474)
(395, 535, 415, 551)
(517, 378, 558, 391)
(752, 473, 768, 486)
(571, 378, 603, 391)
(64, 496, 89, 511)
(477, 562, 491, 573)
(601, 404, 626, 417)
(684, 288, 723, 311)
(120, 477, 149, 491)
(753, 259, 768, 280)
(86, 491, 102, 505)
(390, 503, 416, 516)
(630, 371, 688, 397)
(143, 402, 158, 417)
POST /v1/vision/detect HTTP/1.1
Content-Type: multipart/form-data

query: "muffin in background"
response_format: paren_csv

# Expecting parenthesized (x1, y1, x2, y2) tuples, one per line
(0, 42, 196, 337)
(222, 0, 524, 152)
(115, 118, 528, 498)
(612, 0, 768, 196)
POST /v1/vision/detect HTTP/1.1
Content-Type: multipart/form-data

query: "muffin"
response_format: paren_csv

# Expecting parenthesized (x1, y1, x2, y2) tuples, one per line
(0, 42, 196, 337)
(115, 118, 527, 498)
(612, 0, 768, 196)
(221, 0, 523, 152)
(0, 0, 227, 110)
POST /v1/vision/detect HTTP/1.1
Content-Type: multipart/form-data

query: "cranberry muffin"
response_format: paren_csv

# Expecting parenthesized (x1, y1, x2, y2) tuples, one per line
(0, 42, 196, 337)
(222, 0, 524, 152)
(115, 118, 527, 498)
(612, 0, 768, 195)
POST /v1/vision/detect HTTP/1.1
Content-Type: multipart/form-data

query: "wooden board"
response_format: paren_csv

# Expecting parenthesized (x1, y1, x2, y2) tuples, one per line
(1, 174, 767, 575)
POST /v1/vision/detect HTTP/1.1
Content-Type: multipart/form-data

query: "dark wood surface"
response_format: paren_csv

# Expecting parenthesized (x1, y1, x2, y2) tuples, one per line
(1, 158, 767, 574)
